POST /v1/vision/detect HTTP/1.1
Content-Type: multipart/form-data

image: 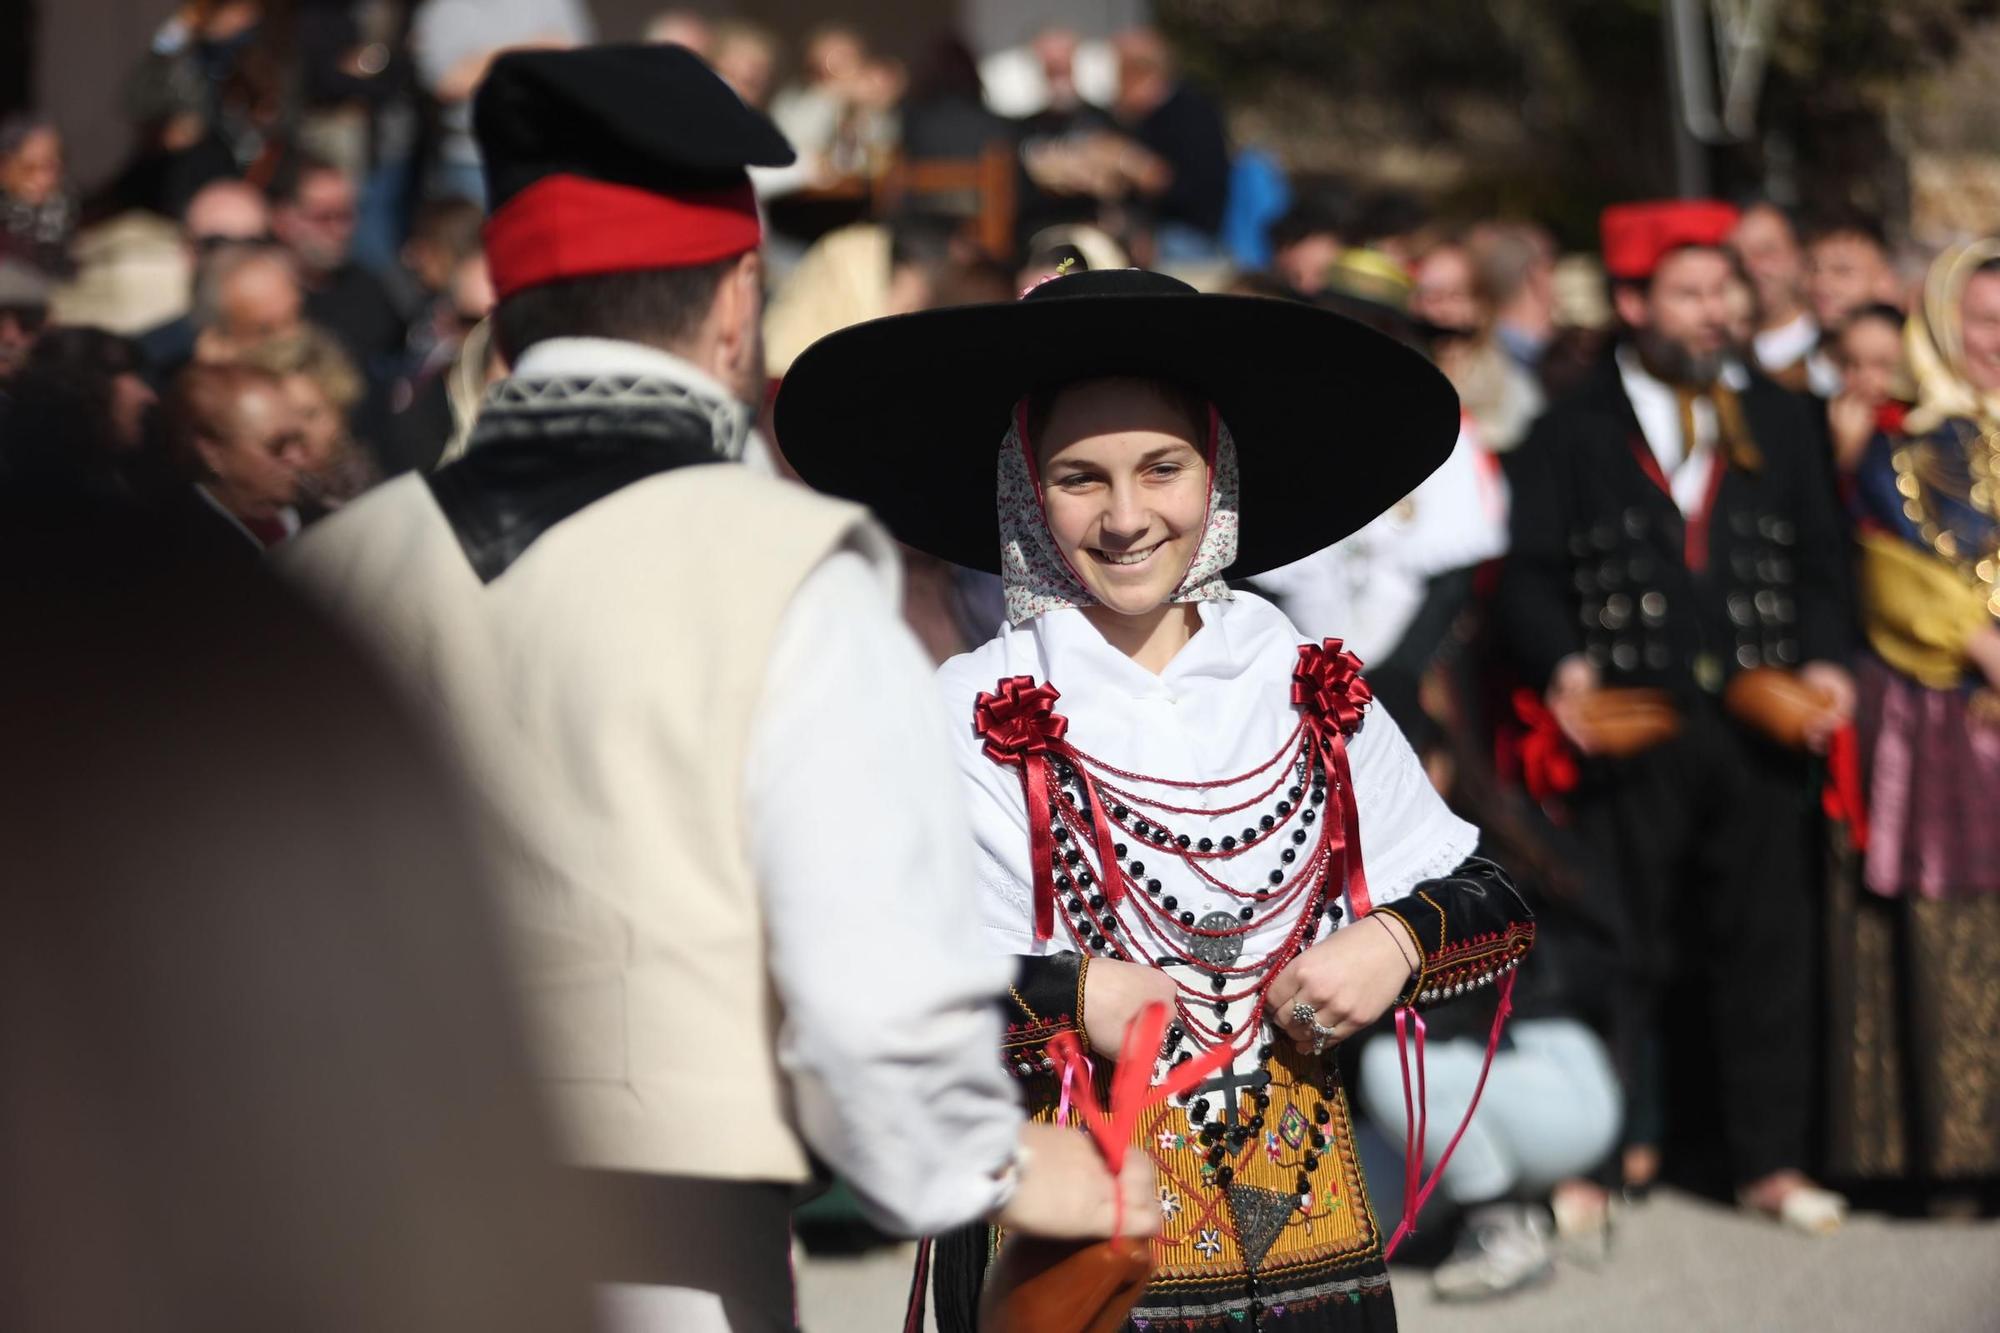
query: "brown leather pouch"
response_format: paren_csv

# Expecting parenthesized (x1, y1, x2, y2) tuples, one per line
(1571, 687, 1681, 757)
(1722, 666, 1836, 749)
(978, 1235, 1153, 1333)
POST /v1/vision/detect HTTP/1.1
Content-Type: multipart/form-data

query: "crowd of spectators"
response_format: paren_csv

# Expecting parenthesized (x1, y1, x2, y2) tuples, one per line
(1, 3, 1993, 1315)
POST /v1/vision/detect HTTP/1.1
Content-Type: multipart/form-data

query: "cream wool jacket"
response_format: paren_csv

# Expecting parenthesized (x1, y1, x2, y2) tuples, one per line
(280, 339, 1020, 1236)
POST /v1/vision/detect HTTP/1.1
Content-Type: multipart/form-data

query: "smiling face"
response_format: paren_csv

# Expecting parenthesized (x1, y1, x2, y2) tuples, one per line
(1032, 378, 1211, 618)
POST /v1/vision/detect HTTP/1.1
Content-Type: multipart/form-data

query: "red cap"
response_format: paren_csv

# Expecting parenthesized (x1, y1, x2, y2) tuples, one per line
(1600, 200, 1741, 281)
(482, 173, 762, 301)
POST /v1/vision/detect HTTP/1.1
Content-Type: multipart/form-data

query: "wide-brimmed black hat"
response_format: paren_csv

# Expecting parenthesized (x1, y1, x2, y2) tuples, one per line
(774, 268, 1460, 576)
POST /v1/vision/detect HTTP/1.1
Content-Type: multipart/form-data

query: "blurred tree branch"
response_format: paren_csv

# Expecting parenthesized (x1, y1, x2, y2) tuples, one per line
(1157, 0, 2000, 244)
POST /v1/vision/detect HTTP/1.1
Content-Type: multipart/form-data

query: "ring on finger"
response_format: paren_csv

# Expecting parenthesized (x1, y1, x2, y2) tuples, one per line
(1292, 1001, 1340, 1051)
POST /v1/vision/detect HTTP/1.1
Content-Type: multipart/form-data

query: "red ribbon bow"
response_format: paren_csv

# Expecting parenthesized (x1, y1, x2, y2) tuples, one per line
(1289, 640, 1375, 916)
(1512, 688, 1579, 804)
(974, 676, 1124, 940)
(974, 676, 1069, 763)
(1292, 639, 1373, 737)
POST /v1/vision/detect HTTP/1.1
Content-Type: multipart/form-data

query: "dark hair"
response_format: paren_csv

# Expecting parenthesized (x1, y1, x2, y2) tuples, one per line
(1350, 188, 1429, 248)
(2, 328, 145, 486)
(1803, 208, 1889, 253)
(908, 34, 984, 105)
(1834, 301, 1904, 336)
(268, 152, 347, 207)
(1732, 196, 1800, 237)
(490, 259, 737, 363)
(406, 195, 486, 264)
(0, 112, 54, 162)
(1221, 269, 1301, 301)
(888, 213, 960, 272)
(1022, 376, 1209, 450)
(1268, 177, 1355, 251)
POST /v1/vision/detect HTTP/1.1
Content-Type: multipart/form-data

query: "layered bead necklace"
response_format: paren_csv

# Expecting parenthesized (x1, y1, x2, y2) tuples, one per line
(974, 639, 1378, 1071)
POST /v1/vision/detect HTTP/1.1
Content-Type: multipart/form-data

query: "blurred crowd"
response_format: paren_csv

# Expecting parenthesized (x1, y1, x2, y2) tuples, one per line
(1, 3, 1995, 1320)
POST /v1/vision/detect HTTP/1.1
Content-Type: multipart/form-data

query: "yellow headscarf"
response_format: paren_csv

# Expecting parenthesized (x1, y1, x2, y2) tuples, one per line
(1903, 238, 2000, 434)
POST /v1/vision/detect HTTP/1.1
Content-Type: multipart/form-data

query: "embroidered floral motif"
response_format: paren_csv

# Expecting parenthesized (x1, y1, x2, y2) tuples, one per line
(997, 401, 1241, 626)
(1279, 1105, 1308, 1148)
(1194, 1228, 1224, 1259)
(1159, 1185, 1182, 1220)
(1158, 1129, 1183, 1153)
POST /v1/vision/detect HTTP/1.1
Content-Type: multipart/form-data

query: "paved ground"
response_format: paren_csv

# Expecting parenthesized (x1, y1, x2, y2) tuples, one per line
(796, 1188, 2000, 1333)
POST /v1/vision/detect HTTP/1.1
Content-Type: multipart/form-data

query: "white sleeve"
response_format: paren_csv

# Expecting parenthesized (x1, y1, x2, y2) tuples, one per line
(1344, 700, 1480, 910)
(747, 547, 1022, 1237)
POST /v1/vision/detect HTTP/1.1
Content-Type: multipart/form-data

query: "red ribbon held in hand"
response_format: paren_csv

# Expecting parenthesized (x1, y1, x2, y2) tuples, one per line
(1045, 1002, 1233, 1237)
(1822, 723, 1869, 853)
(1512, 688, 1579, 804)
(1292, 639, 1375, 916)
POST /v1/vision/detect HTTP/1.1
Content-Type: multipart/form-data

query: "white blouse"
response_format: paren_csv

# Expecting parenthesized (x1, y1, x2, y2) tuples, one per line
(935, 592, 1480, 963)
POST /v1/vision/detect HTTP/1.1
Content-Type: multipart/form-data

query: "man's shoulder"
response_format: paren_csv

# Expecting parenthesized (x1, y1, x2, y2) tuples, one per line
(279, 472, 450, 583)
(1516, 371, 1628, 464)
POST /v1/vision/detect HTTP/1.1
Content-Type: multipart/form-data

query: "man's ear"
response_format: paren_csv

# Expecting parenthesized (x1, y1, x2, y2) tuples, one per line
(1612, 281, 1651, 331)
(720, 250, 763, 345)
(708, 249, 764, 377)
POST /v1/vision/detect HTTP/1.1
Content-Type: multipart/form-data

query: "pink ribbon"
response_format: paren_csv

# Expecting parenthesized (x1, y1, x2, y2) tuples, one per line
(1383, 969, 1519, 1259)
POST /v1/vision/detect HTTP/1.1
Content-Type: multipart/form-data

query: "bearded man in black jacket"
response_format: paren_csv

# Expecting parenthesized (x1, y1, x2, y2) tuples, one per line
(1498, 200, 1854, 1235)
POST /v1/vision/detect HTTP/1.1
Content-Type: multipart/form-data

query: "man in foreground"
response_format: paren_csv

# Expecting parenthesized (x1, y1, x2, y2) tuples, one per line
(281, 44, 1145, 1331)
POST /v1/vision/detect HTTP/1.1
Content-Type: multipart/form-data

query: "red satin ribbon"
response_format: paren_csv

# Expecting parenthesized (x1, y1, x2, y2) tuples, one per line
(1512, 688, 1579, 803)
(1628, 435, 1729, 574)
(1822, 723, 1869, 853)
(974, 676, 1125, 940)
(1045, 1002, 1233, 1238)
(1291, 640, 1374, 916)
(1384, 969, 1520, 1259)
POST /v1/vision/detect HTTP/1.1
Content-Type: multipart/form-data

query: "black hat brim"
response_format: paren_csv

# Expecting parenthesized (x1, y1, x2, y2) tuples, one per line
(774, 288, 1460, 577)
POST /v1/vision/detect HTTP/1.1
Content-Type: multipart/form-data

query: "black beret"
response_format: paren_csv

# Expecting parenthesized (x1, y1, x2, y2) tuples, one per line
(473, 44, 795, 211)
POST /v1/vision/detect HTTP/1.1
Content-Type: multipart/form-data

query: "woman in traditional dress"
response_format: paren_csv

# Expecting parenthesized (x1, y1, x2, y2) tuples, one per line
(778, 267, 1537, 1329)
(1836, 242, 2000, 1197)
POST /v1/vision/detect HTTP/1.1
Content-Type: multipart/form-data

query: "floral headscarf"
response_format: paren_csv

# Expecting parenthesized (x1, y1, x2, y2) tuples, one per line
(998, 395, 1241, 626)
(1904, 237, 2000, 434)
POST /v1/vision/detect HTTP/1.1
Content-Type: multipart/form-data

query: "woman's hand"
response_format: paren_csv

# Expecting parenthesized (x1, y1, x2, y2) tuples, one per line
(1081, 957, 1179, 1060)
(1265, 915, 1418, 1053)
(993, 1121, 1160, 1238)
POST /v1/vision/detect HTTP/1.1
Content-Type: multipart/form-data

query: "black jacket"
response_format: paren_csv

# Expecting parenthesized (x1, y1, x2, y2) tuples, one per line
(1498, 350, 1853, 697)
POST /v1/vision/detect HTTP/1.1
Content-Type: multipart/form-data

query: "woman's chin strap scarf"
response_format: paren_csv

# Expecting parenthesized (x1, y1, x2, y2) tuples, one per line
(997, 398, 1242, 627)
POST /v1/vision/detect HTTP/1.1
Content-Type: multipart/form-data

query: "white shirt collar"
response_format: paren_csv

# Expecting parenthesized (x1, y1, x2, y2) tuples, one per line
(1753, 311, 1819, 373)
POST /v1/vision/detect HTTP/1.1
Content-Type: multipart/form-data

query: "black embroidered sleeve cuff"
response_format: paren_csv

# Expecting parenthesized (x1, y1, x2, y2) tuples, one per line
(1001, 951, 1089, 1079)
(1371, 856, 1536, 1009)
